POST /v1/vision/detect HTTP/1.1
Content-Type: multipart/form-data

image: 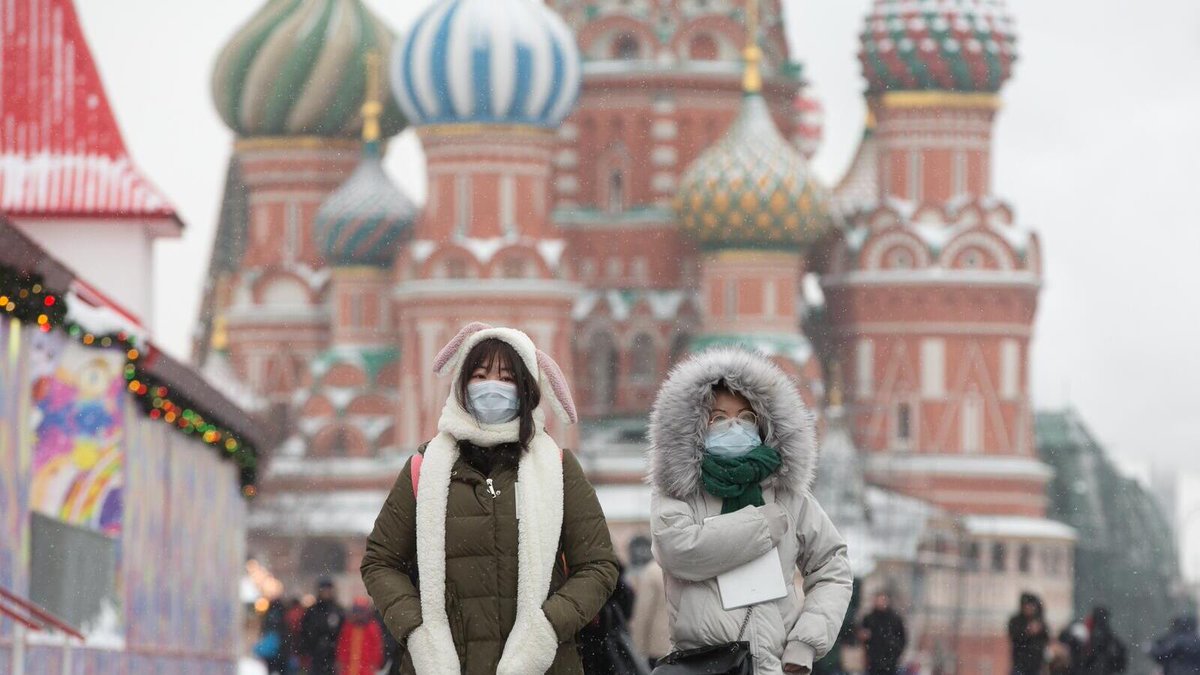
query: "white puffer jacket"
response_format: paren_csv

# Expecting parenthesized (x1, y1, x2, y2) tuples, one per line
(648, 349, 853, 675)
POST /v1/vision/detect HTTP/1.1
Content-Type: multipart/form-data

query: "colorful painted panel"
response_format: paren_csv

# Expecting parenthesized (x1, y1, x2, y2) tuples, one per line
(124, 411, 244, 658)
(29, 338, 125, 535)
(0, 317, 33, 640)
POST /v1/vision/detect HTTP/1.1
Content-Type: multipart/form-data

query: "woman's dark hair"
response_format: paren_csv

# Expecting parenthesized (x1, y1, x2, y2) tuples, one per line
(456, 338, 541, 448)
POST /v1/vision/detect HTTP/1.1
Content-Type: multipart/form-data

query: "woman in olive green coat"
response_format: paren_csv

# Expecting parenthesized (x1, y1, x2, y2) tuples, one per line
(361, 322, 618, 675)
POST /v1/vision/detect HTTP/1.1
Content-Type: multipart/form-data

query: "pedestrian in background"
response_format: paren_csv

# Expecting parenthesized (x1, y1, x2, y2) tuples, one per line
(1059, 607, 1126, 675)
(1150, 615, 1200, 675)
(859, 592, 906, 675)
(254, 599, 290, 674)
(1009, 593, 1050, 675)
(300, 578, 344, 675)
(628, 535, 670, 668)
(578, 563, 648, 674)
(335, 598, 385, 675)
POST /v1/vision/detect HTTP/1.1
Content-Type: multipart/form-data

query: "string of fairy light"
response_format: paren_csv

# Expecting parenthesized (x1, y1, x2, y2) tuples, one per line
(1, 264, 258, 496)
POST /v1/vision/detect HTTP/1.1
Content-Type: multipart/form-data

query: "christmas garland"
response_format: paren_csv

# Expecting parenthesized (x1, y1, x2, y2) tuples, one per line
(0, 265, 258, 496)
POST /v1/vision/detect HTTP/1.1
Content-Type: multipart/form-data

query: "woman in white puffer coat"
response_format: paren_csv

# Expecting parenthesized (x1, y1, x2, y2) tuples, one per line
(648, 348, 852, 674)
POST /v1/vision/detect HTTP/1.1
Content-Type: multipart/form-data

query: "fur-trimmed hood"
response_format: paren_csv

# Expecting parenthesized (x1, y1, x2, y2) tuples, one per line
(648, 348, 817, 501)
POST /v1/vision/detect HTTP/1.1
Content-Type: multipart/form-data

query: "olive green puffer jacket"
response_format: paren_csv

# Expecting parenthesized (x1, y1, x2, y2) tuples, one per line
(361, 445, 618, 674)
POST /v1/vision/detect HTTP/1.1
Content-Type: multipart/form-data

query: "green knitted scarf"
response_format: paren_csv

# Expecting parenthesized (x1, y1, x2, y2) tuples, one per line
(700, 445, 783, 515)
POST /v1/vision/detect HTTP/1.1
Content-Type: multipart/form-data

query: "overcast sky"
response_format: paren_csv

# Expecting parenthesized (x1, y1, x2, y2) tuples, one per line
(75, 1, 1200, 473)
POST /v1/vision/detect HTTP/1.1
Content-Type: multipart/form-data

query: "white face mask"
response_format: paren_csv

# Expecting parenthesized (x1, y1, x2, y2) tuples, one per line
(704, 418, 762, 458)
(466, 380, 520, 425)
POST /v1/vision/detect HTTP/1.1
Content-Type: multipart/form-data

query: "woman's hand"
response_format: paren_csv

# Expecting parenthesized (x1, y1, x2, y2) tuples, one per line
(784, 664, 811, 673)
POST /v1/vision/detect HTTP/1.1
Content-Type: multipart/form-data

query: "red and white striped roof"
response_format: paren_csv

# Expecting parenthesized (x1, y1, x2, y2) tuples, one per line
(0, 0, 181, 227)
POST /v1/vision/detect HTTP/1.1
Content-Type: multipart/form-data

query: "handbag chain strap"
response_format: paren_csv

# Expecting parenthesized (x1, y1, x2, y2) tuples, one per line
(736, 605, 754, 642)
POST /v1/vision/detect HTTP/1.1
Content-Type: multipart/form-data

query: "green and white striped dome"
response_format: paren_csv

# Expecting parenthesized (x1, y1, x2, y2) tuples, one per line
(212, 0, 407, 138)
(314, 141, 416, 268)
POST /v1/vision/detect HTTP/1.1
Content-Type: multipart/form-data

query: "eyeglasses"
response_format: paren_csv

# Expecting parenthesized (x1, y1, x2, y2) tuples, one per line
(708, 411, 758, 427)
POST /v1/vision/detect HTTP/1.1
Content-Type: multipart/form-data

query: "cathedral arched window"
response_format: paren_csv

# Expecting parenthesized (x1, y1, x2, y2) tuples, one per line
(630, 333, 657, 384)
(1018, 544, 1033, 573)
(587, 332, 620, 414)
(668, 333, 691, 368)
(300, 539, 347, 577)
(608, 169, 625, 214)
(992, 542, 1008, 573)
(689, 34, 718, 61)
(612, 34, 640, 60)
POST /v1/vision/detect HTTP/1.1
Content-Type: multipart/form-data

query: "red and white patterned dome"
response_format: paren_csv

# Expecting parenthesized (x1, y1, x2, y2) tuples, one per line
(859, 0, 1018, 94)
(792, 92, 824, 161)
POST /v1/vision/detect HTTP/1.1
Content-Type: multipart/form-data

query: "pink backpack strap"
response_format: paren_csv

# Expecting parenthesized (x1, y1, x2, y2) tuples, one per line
(410, 453, 423, 497)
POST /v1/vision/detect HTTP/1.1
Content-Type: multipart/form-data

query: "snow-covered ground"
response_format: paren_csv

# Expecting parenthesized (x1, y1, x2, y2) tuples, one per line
(238, 657, 267, 675)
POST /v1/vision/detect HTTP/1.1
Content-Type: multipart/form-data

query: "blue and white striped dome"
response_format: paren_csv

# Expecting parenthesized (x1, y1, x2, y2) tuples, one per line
(391, 0, 581, 129)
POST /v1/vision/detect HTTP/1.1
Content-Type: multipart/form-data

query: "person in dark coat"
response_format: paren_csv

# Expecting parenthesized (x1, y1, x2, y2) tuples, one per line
(1059, 606, 1126, 675)
(300, 578, 345, 675)
(1151, 615, 1200, 675)
(1009, 592, 1050, 675)
(255, 599, 290, 674)
(859, 592, 907, 675)
(578, 563, 648, 674)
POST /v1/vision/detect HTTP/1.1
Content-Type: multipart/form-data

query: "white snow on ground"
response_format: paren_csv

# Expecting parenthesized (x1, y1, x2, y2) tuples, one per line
(239, 657, 268, 675)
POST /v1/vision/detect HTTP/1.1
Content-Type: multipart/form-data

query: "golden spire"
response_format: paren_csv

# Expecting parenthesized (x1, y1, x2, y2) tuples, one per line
(829, 361, 844, 408)
(362, 51, 382, 143)
(742, 0, 762, 94)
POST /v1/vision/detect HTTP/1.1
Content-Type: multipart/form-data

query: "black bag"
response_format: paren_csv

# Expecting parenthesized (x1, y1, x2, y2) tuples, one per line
(651, 608, 754, 675)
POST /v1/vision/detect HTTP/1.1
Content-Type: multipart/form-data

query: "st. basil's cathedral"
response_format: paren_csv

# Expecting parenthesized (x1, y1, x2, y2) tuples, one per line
(193, 1, 1077, 672)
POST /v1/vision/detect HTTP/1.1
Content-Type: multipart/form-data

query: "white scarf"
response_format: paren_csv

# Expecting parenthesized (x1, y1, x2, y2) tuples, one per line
(407, 399, 564, 674)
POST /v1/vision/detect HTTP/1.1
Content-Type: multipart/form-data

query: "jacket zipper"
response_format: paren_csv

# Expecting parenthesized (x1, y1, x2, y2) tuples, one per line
(485, 478, 500, 498)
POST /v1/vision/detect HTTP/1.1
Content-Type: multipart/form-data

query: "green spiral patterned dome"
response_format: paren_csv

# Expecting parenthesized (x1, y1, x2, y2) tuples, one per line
(212, 0, 406, 138)
(675, 94, 835, 251)
(314, 142, 416, 268)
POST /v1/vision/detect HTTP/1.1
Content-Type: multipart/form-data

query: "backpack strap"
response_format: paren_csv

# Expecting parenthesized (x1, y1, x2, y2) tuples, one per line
(410, 453, 423, 497)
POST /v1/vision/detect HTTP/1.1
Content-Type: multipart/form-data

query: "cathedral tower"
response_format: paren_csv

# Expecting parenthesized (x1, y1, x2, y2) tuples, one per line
(200, 0, 407, 409)
(390, 0, 584, 445)
(823, 3, 1072, 672)
(674, 0, 835, 406)
(551, 0, 809, 417)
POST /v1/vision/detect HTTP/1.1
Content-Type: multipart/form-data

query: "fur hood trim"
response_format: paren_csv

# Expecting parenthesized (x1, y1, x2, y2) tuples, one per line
(647, 348, 817, 500)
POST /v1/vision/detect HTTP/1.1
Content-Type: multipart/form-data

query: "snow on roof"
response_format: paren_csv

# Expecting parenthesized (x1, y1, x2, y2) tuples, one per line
(65, 286, 144, 337)
(865, 486, 941, 563)
(248, 490, 390, 536)
(963, 515, 1077, 542)
(536, 239, 568, 268)
(866, 454, 1054, 481)
(0, 0, 180, 226)
(266, 455, 409, 479)
(573, 290, 695, 323)
(410, 240, 438, 263)
(690, 333, 814, 367)
(834, 129, 878, 216)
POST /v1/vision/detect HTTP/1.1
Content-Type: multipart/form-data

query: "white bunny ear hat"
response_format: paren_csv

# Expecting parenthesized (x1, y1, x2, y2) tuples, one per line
(433, 321, 578, 425)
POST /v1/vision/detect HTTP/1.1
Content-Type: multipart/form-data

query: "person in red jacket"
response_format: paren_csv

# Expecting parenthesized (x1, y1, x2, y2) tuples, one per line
(336, 598, 384, 675)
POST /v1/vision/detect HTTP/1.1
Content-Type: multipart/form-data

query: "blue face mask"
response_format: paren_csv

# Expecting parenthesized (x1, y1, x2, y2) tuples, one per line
(704, 419, 762, 458)
(467, 380, 520, 425)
